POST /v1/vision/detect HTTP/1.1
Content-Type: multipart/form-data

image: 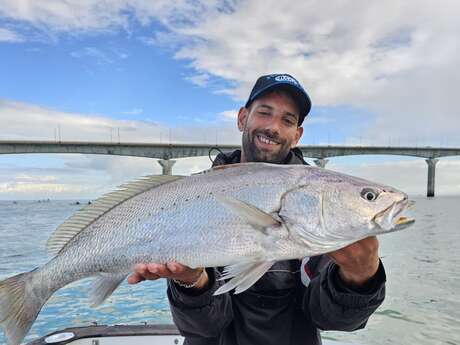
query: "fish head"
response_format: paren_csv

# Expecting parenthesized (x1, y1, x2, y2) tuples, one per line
(319, 175, 415, 240)
(280, 170, 415, 251)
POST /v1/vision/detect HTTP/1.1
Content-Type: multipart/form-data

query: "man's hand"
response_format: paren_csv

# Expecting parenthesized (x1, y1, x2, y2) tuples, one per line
(328, 236, 380, 288)
(127, 262, 209, 290)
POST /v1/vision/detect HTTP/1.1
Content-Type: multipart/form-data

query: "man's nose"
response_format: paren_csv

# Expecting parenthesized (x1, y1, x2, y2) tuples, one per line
(265, 117, 282, 134)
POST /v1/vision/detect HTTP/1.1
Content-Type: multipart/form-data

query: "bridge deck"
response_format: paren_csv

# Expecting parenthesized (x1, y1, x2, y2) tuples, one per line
(1, 140, 459, 159)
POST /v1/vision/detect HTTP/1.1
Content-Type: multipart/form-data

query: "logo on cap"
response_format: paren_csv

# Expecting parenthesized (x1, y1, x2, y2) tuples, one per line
(274, 75, 298, 85)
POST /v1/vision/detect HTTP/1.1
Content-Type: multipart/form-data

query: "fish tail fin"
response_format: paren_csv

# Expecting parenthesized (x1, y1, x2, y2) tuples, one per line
(0, 270, 51, 345)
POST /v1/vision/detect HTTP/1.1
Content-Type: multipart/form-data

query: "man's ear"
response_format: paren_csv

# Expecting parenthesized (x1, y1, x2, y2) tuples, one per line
(292, 126, 304, 147)
(237, 107, 248, 132)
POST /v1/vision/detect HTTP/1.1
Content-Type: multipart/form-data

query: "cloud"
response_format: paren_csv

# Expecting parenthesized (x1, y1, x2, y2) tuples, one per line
(1, 1, 458, 146)
(0, 151, 215, 200)
(185, 73, 211, 87)
(0, 1, 129, 33)
(305, 116, 335, 125)
(0, 181, 85, 194)
(70, 47, 113, 64)
(1, 1, 459, 198)
(0, 99, 149, 142)
(1, 98, 459, 199)
(0, 27, 23, 42)
(0, 98, 241, 199)
(2, 152, 459, 200)
(0, 1, 211, 35)
(0, 98, 241, 144)
(218, 109, 238, 122)
(15, 173, 57, 182)
(159, 1, 460, 146)
(0, 164, 104, 199)
(122, 108, 144, 115)
(0, 154, 214, 200)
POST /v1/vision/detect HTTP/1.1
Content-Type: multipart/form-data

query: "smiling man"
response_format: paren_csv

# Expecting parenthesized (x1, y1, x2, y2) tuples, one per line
(238, 75, 305, 164)
(128, 74, 386, 345)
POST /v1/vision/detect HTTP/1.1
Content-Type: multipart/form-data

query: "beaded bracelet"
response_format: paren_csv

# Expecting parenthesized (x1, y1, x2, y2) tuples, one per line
(173, 269, 205, 289)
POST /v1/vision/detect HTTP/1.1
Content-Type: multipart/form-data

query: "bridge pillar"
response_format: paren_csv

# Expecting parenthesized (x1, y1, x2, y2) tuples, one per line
(425, 158, 439, 197)
(313, 158, 329, 168)
(158, 159, 176, 175)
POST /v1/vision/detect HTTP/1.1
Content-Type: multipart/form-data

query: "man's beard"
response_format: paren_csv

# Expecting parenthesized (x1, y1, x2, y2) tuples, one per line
(242, 128, 291, 164)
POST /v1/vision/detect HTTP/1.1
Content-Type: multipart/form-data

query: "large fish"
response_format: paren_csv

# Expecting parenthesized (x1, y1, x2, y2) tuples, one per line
(0, 163, 414, 345)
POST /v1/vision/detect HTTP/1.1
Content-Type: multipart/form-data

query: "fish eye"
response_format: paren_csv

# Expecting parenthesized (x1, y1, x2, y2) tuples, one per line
(361, 188, 379, 201)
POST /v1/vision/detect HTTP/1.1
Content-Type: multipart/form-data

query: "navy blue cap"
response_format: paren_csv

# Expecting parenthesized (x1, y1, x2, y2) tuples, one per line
(245, 74, 312, 125)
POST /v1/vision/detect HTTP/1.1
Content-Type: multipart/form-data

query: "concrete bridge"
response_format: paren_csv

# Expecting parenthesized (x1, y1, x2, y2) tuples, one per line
(1, 140, 460, 197)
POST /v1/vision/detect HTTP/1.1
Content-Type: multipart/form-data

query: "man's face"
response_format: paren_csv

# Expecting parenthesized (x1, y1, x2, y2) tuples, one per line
(238, 90, 304, 163)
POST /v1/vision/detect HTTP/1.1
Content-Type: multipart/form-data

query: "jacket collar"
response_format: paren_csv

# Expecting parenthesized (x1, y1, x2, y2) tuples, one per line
(212, 147, 308, 167)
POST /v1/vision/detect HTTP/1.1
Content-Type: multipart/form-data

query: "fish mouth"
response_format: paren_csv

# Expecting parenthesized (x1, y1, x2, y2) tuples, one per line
(393, 215, 415, 230)
(373, 198, 415, 232)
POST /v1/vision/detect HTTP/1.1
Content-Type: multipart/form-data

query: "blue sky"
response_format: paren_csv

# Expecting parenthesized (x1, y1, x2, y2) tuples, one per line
(0, 28, 235, 123)
(0, 1, 459, 199)
(0, 26, 368, 144)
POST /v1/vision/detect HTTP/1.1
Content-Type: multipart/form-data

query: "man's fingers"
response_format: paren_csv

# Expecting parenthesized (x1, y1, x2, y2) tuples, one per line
(134, 263, 148, 274)
(146, 262, 190, 278)
(129, 262, 202, 284)
(167, 262, 186, 274)
(127, 273, 145, 285)
(129, 263, 161, 282)
(146, 263, 164, 276)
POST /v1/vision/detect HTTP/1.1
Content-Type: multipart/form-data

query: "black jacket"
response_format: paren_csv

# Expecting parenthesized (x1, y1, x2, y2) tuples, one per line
(167, 149, 386, 345)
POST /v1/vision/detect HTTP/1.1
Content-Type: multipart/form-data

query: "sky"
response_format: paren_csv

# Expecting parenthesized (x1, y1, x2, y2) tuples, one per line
(0, 0, 459, 199)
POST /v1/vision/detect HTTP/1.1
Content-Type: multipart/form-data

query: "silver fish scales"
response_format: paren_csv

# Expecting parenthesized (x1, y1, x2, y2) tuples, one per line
(0, 163, 415, 345)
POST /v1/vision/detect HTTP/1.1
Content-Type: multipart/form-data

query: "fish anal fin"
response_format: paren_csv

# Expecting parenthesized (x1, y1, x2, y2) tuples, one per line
(215, 194, 280, 230)
(214, 261, 273, 295)
(90, 273, 127, 307)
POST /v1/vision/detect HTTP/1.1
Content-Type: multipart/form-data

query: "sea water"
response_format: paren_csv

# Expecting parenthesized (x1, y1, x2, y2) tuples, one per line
(0, 197, 459, 345)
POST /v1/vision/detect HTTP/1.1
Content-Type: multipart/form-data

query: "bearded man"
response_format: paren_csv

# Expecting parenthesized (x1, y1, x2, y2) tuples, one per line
(128, 74, 386, 345)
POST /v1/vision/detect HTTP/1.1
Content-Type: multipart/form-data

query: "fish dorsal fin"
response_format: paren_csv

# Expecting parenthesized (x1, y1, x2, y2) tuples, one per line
(46, 174, 183, 256)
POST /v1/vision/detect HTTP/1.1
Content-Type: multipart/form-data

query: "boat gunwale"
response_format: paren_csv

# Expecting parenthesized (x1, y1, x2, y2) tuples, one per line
(26, 324, 181, 345)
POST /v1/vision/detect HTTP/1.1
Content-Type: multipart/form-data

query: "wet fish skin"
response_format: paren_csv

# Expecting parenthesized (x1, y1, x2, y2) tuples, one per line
(0, 163, 414, 345)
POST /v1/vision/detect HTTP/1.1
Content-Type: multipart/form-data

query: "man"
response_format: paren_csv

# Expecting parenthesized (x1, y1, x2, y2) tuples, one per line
(128, 74, 386, 345)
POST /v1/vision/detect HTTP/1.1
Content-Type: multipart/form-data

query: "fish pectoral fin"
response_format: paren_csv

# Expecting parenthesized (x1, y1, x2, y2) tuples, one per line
(215, 194, 280, 230)
(90, 273, 127, 307)
(214, 261, 274, 295)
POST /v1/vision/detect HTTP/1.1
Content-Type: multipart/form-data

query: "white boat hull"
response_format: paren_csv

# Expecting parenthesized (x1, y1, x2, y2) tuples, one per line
(26, 324, 358, 345)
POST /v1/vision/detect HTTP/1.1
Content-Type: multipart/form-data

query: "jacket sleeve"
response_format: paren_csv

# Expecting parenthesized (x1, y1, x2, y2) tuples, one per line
(301, 256, 386, 331)
(167, 268, 234, 338)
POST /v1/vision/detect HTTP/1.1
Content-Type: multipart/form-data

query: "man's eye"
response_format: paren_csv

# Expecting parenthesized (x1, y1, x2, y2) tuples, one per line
(259, 111, 270, 115)
(284, 119, 295, 126)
